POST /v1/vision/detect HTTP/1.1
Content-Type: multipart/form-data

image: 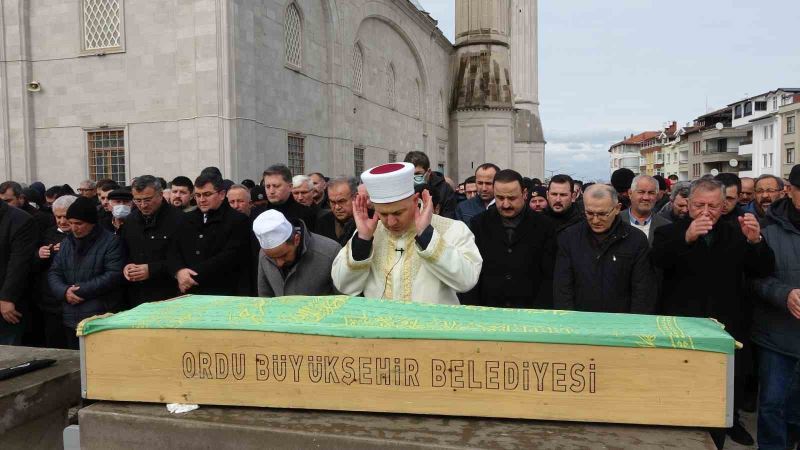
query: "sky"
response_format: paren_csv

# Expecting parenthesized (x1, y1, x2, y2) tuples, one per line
(418, 0, 800, 181)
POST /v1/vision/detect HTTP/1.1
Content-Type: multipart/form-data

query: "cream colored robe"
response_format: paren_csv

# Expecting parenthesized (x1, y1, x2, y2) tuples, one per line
(331, 214, 482, 304)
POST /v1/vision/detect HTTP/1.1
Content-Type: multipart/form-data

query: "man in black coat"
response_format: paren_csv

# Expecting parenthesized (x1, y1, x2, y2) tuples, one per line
(168, 172, 250, 296)
(48, 197, 125, 349)
(652, 176, 774, 448)
(0, 198, 36, 345)
(467, 170, 555, 308)
(260, 164, 318, 232)
(405, 151, 457, 219)
(544, 174, 583, 233)
(0, 181, 53, 235)
(316, 176, 357, 247)
(122, 176, 185, 307)
(554, 184, 656, 314)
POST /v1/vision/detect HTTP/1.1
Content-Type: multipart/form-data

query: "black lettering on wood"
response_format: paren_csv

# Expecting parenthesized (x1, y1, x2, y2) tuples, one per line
(308, 356, 323, 383)
(272, 355, 287, 381)
(552, 363, 567, 392)
(589, 363, 596, 393)
(289, 355, 303, 382)
(451, 360, 465, 388)
(231, 353, 245, 380)
(199, 352, 212, 379)
(404, 359, 420, 387)
(324, 356, 339, 384)
(467, 360, 482, 389)
(570, 364, 585, 393)
(431, 359, 446, 387)
(341, 357, 356, 385)
(182, 352, 196, 378)
(359, 357, 372, 384)
(485, 361, 500, 389)
(256, 354, 269, 381)
(532, 362, 548, 392)
(215, 353, 229, 379)
(377, 357, 390, 386)
(504, 362, 519, 390)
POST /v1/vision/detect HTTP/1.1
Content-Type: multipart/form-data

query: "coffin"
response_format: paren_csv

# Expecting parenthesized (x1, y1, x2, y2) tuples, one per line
(78, 295, 734, 427)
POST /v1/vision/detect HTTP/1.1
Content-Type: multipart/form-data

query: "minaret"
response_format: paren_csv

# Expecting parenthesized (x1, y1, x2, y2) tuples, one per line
(510, 0, 545, 178)
(450, 0, 515, 181)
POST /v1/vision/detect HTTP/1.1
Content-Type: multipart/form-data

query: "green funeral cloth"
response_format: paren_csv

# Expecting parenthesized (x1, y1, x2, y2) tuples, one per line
(78, 295, 735, 354)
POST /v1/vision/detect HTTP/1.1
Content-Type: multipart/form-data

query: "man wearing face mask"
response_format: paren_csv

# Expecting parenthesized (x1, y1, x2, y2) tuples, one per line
(404, 151, 457, 219)
(652, 176, 775, 448)
(466, 170, 555, 309)
(121, 176, 185, 306)
(98, 189, 132, 232)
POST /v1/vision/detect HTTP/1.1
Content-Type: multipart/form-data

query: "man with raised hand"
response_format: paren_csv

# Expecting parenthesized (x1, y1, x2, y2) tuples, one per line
(332, 162, 482, 304)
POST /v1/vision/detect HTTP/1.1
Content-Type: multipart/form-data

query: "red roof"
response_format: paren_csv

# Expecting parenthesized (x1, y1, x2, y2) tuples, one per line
(610, 131, 661, 150)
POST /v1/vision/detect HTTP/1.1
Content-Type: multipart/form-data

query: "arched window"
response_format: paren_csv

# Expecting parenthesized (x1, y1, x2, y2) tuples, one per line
(285, 3, 302, 68)
(413, 79, 421, 118)
(386, 64, 395, 109)
(352, 44, 364, 94)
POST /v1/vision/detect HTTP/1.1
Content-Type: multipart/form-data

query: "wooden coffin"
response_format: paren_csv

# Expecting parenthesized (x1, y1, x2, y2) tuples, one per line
(79, 295, 734, 427)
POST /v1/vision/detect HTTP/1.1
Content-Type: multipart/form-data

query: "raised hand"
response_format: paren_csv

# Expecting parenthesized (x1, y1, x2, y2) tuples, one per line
(353, 193, 379, 240)
(738, 213, 762, 243)
(415, 189, 434, 236)
(685, 216, 713, 244)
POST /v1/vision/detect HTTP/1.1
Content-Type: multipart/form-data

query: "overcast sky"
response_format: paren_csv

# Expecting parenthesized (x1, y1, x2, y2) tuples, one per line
(418, 0, 800, 181)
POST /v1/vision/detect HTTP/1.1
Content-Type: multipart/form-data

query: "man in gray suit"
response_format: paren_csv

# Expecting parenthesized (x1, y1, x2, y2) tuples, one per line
(619, 175, 671, 245)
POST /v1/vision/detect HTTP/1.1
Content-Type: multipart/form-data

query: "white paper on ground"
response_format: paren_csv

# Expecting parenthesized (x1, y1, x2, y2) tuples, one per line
(166, 403, 199, 414)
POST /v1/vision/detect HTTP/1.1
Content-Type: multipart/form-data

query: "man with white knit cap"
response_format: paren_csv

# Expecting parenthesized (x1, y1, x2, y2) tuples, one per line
(253, 209, 340, 297)
(331, 162, 482, 304)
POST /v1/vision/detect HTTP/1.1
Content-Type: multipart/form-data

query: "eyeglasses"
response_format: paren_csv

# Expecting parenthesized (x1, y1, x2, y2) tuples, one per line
(584, 209, 615, 219)
(193, 191, 220, 200)
(755, 189, 781, 194)
(133, 195, 157, 205)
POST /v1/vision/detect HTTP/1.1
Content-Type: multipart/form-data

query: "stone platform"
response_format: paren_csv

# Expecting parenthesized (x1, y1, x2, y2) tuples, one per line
(79, 401, 717, 450)
(0, 345, 81, 450)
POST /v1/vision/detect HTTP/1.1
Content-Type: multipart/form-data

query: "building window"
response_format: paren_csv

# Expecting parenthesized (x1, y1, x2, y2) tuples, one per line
(88, 130, 126, 184)
(717, 139, 728, 153)
(773, 97, 779, 111)
(692, 141, 701, 155)
(734, 105, 742, 119)
(763, 125, 774, 140)
(692, 163, 701, 178)
(788, 116, 796, 134)
(353, 146, 365, 177)
(288, 134, 305, 175)
(763, 153, 774, 168)
(755, 101, 767, 111)
(744, 102, 752, 116)
(787, 148, 795, 164)
(386, 64, 395, 109)
(285, 3, 302, 68)
(352, 44, 363, 94)
(388, 151, 397, 163)
(82, 0, 123, 52)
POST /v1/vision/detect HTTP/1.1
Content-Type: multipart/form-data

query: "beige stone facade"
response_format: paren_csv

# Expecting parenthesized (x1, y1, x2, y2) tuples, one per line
(0, 0, 544, 185)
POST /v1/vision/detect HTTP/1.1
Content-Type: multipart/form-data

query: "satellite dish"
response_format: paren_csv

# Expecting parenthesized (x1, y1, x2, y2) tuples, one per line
(710, 169, 720, 176)
(715, 122, 724, 130)
(729, 159, 739, 167)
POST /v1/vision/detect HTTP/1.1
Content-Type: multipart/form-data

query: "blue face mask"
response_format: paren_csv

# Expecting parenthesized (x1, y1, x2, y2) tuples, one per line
(413, 175, 426, 185)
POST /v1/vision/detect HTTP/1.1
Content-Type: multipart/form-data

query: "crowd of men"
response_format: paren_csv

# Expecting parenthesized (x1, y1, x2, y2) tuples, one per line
(0, 150, 798, 449)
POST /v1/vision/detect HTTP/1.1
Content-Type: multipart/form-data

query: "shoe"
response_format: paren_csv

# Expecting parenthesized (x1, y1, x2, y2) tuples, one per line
(727, 421, 754, 446)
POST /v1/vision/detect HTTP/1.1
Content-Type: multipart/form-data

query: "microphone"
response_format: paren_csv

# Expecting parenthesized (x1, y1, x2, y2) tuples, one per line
(395, 248, 404, 253)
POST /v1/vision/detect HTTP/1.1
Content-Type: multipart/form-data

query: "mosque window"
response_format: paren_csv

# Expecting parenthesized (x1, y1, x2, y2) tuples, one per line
(352, 44, 364, 94)
(288, 134, 305, 175)
(387, 64, 396, 109)
(285, 3, 302, 68)
(82, 0, 123, 52)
